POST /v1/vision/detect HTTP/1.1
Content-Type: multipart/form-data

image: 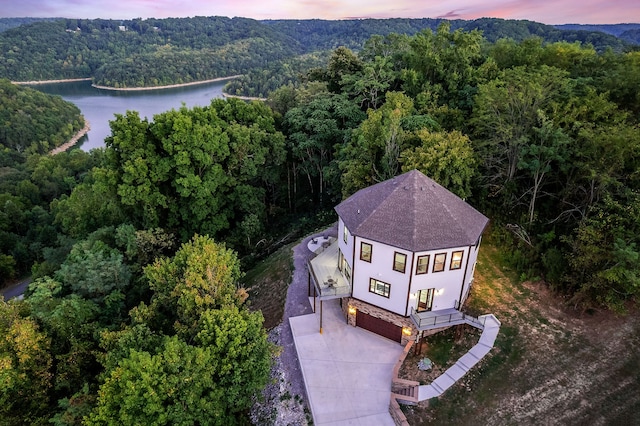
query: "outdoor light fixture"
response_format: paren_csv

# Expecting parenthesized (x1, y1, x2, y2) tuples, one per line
(402, 327, 412, 336)
(348, 305, 357, 315)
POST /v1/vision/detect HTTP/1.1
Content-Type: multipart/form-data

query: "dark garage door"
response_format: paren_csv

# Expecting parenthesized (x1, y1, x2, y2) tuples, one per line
(356, 311, 402, 343)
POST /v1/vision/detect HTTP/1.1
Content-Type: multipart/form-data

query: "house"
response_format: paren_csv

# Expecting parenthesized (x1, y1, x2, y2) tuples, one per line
(307, 169, 489, 345)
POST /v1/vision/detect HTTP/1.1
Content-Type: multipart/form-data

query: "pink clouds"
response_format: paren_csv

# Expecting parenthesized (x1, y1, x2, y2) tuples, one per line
(0, 0, 637, 24)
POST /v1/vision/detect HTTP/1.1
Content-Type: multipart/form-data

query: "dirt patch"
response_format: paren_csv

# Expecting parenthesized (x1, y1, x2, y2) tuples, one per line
(402, 242, 640, 425)
(243, 242, 296, 330)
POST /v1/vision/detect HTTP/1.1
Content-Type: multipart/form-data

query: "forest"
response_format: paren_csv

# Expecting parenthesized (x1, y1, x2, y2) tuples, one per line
(1, 20, 640, 424)
(0, 16, 635, 91)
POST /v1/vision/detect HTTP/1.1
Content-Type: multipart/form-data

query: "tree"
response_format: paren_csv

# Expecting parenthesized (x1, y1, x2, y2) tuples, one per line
(105, 99, 286, 248)
(141, 234, 244, 339)
(55, 239, 131, 307)
(321, 46, 363, 93)
(339, 92, 414, 197)
(400, 129, 476, 199)
(471, 65, 570, 210)
(26, 277, 101, 396)
(402, 22, 484, 109)
(194, 305, 272, 415)
(341, 55, 396, 109)
(517, 112, 569, 224)
(87, 336, 220, 426)
(0, 299, 53, 425)
(52, 167, 127, 239)
(564, 193, 640, 311)
(88, 305, 272, 426)
(0, 254, 16, 285)
(283, 91, 365, 207)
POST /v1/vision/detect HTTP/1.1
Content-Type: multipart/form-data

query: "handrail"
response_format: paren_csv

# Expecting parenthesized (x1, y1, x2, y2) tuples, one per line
(410, 305, 487, 330)
(307, 259, 351, 299)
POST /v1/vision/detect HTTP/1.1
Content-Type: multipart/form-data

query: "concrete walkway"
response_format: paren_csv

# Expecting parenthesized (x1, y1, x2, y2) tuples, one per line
(290, 298, 403, 425)
(417, 314, 501, 400)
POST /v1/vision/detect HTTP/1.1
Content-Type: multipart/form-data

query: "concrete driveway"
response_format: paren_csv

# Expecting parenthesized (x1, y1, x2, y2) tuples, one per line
(289, 298, 403, 425)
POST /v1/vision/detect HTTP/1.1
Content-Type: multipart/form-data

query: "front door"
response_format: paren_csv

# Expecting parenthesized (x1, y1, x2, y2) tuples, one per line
(417, 288, 434, 312)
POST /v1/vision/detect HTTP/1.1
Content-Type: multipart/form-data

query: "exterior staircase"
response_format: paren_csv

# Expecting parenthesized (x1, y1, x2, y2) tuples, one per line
(392, 381, 419, 402)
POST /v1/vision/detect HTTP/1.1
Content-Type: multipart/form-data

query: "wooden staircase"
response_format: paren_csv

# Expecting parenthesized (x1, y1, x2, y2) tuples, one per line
(392, 381, 419, 402)
(389, 342, 420, 425)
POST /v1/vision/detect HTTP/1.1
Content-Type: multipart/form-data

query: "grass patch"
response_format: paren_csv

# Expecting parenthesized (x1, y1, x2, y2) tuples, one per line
(241, 241, 296, 329)
(400, 325, 481, 386)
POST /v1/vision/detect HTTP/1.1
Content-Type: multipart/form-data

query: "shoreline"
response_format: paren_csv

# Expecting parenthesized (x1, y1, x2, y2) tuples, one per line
(91, 75, 241, 91)
(13, 77, 93, 85)
(222, 92, 267, 101)
(49, 118, 91, 155)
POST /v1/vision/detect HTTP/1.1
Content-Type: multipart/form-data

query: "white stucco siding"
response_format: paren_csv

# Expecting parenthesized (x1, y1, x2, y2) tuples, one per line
(460, 237, 482, 304)
(338, 218, 353, 271)
(408, 246, 471, 313)
(351, 237, 411, 315)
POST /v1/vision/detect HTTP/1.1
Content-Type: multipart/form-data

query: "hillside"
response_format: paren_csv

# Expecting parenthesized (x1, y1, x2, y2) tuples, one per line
(0, 78, 84, 156)
(405, 241, 640, 424)
(0, 17, 633, 89)
(265, 18, 630, 51)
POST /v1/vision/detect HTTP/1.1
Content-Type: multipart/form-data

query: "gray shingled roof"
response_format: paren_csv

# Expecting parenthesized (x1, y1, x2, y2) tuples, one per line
(335, 170, 489, 252)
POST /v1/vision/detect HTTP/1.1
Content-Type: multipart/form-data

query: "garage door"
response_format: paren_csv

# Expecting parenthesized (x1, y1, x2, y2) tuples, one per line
(356, 311, 402, 343)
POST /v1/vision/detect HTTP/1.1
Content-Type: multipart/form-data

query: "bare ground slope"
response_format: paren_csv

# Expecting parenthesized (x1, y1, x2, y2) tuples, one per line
(404, 244, 640, 425)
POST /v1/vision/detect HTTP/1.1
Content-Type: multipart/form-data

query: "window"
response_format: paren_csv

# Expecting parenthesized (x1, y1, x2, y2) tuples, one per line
(416, 255, 430, 275)
(393, 252, 407, 273)
(360, 242, 372, 262)
(433, 253, 446, 272)
(450, 251, 464, 270)
(369, 278, 390, 298)
(343, 224, 349, 244)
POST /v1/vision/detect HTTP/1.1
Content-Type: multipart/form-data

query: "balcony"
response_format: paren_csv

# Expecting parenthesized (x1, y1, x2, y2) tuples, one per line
(410, 305, 489, 331)
(307, 239, 352, 300)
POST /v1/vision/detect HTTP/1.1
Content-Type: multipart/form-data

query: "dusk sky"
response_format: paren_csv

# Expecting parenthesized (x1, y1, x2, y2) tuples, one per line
(1, 0, 638, 24)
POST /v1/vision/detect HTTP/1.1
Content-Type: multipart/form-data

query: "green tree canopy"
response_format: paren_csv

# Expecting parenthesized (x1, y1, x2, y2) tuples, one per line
(400, 129, 476, 199)
(0, 299, 53, 425)
(140, 234, 244, 339)
(105, 98, 286, 249)
(88, 304, 272, 426)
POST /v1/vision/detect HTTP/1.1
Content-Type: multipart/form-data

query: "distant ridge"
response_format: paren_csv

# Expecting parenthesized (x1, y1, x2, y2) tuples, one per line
(555, 23, 640, 37)
(555, 23, 640, 45)
(0, 16, 635, 89)
(0, 17, 62, 33)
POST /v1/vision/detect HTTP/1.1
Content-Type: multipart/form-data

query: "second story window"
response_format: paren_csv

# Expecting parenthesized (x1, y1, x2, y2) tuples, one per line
(433, 253, 446, 272)
(393, 252, 407, 273)
(450, 251, 464, 270)
(343, 224, 349, 244)
(360, 242, 372, 262)
(416, 255, 430, 275)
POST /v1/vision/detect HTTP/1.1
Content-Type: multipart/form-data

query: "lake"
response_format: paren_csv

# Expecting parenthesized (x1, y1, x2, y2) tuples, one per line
(32, 80, 228, 151)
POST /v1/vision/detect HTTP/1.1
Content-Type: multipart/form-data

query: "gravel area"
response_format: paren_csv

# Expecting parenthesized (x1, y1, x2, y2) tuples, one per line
(251, 224, 338, 426)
